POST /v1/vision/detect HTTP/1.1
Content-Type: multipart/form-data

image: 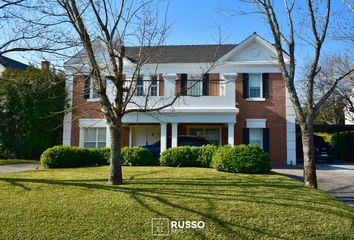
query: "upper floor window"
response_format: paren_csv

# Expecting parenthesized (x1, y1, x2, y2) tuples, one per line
(187, 74, 203, 96)
(134, 75, 159, 96)
(84, 76, 107, 100)
(249, 74, 262, 98)
(242, 73, 269, 99)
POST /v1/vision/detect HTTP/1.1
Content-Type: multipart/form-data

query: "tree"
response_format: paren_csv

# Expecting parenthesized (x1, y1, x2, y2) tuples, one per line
(0, 66, 66, 159)
(33, 0, 220, 184)
(241, 0, 354, 188)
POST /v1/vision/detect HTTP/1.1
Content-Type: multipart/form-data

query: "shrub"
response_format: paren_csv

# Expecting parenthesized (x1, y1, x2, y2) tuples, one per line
(331, 131, 354, 160)
(159, 145, 218, 167)
(41, 146, 110, 168)
(121, 147, 155, 166)
(212, 145, 271, 173)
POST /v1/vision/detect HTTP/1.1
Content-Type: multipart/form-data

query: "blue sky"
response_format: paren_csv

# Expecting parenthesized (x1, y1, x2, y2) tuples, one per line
(6, 0, 353, 69)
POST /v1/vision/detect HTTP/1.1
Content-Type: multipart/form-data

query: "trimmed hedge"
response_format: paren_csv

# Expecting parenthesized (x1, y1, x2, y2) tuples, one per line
(41, 146, 154, 168)
(159, 145, 218, 167)
(121, 147, 155, 166)
(41, 146, 110, 168)
(212, 145, 271, 173)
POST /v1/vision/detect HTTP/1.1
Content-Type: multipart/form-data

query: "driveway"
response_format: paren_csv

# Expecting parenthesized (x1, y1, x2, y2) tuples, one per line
(273, 164, 354, 207)
(0, 163, 40, 175)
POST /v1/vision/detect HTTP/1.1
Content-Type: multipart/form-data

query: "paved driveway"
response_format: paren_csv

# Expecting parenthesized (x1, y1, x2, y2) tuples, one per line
(0, 163, 40, 175)
(273, 164, 354, 207)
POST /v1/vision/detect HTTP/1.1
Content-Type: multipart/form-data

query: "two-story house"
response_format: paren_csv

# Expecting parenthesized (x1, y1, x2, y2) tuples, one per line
(63, 33, 296, 165)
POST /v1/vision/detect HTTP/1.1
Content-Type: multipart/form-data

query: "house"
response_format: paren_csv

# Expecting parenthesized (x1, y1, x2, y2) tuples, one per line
(63, 33, 297, 165)
(0, 56, 29, 75)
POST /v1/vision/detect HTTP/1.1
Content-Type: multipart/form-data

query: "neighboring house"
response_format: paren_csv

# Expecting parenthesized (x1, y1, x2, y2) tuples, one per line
(63, 33, 297, 165)
(0, 56, 29, 75)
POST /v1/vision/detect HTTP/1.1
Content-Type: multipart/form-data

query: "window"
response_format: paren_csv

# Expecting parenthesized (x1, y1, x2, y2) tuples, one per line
(85, 76, 107, 99)
(135, 75, 144, 96)
(249, 128, 263, 149)
(134, 75, 158, 96)
(150, 75, 158, 96)
(83, 128, 106, 148)
(189, 127, 220, 145)
(187, 74, 202, 96)
(249, 74, 262, 98)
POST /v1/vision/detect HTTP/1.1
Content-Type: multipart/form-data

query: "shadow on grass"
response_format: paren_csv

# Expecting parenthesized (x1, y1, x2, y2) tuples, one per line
(0, 174, 352, 239)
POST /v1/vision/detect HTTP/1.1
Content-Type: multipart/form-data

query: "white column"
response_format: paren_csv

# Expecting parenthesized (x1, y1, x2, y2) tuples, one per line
(129, 126, 132, 147)
(228, 122, 235, 146)
(163, 74, 177, 97)
(172, 122, 178, 148)
(160, 123, 167, 153)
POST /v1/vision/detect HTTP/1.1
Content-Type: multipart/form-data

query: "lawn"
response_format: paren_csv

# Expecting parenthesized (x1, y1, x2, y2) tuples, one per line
(0, 167, 353, 240)
(0, 159, 38, 165)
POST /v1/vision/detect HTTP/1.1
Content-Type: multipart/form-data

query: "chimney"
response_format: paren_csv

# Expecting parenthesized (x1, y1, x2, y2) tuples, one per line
(41, 61, 50, 70)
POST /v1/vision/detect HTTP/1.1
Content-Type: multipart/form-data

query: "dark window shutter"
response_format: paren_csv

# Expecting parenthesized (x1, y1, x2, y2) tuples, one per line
(243, 128, 249, 144)
(83, 75, 90, 99)
(181, 73, 187, 96)
(242, 73, 249, 98)
(262, 73, 269, 98)
(202, 73, 209, 96)
(263, 128, 270, 153)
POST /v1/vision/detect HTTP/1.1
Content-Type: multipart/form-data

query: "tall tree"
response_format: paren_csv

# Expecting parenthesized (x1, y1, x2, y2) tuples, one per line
(241, 0, 354, 187)
(34, 0, 220, 184)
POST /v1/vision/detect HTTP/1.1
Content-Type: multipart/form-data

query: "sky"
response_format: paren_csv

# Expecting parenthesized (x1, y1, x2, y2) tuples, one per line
(5, 0, 353, 70)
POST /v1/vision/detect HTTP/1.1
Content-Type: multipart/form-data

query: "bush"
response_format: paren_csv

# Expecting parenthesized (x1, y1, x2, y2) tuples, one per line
(121, 147, 155, 166)
(41, 146, 110, 168)
(212, 145, 271, 173)
(159, 145, 218, 167)
(331, 131, 354, 160)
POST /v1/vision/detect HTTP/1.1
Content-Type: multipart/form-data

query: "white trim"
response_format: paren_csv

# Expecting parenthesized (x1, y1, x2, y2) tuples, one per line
(286, 89, 296, 165)
(217, 33, 290, 63)
(87, 98, 100, 102)
(246, 119, 266, 128)
(62, 76, 74, 146)
(246, 98, 266, 102)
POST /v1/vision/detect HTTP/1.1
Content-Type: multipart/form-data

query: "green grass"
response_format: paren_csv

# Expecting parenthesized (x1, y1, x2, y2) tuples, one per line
(0, 159, 38, 165)
(0, 167, 353, 240)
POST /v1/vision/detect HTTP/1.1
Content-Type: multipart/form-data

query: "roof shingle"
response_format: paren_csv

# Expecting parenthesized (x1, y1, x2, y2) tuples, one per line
(124, 44, 237, 63)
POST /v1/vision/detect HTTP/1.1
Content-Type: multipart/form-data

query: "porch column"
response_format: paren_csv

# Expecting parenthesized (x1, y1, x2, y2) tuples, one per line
(160, 123, 167, 153)
(172, 122, 178, 148)
(228, 122, 235, 146)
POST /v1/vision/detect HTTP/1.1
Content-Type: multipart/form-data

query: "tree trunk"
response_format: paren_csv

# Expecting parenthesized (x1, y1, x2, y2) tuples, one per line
(300, 123, 318, 188)
(108, 117, 123, 185)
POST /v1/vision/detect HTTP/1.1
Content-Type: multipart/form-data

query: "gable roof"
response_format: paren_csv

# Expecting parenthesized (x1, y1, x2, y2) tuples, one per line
(0, 56, 29, 71)
(124, 44, 237, 64)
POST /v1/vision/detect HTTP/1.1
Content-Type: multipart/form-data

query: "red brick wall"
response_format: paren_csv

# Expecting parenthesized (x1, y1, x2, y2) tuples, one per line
(235, 73, 286, 164)
(71, 75, 129, 147)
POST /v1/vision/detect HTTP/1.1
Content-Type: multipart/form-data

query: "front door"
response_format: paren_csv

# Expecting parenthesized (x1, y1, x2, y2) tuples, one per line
(132, 126, 160, 146)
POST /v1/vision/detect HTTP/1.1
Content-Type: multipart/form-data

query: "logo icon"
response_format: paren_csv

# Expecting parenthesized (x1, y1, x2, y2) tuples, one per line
(151, 218, 170, 236)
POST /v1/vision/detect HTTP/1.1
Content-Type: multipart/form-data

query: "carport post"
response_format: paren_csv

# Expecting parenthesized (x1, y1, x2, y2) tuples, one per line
(348, 130, 352, 162)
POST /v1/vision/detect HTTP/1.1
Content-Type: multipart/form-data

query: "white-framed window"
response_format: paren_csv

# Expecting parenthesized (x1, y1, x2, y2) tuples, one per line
(188, 127, 220, 145)
(83, 128, 106, 148)
(87, 77, 107, 99)
(149, 75, 158, 96)
(134, 75, 159, 96)
(187, 74, 202, 96)
(249, 74, 262, 98)
(249, 128, 263, 149)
